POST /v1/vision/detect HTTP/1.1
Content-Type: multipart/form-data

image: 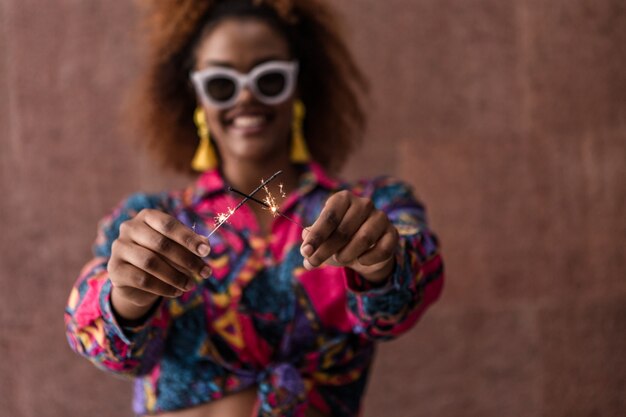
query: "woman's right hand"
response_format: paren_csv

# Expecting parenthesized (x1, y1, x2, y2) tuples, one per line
(107, 209, 212, 322)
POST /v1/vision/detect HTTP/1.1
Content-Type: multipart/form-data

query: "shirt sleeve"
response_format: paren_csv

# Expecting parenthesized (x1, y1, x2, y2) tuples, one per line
(343, 177, 444, 340)
(64, 192, 173, 377)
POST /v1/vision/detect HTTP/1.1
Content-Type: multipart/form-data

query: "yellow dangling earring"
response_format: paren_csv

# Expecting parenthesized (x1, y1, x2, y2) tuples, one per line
(191, 107, 218, 171)
(290, 99, 310, 163)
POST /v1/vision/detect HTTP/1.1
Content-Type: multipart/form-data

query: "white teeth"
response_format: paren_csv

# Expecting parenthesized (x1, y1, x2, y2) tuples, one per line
(232, 115, 266, 128)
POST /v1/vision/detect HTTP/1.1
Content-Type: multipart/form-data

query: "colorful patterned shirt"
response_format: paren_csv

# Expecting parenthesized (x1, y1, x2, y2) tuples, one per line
(65, 163, 444, 416)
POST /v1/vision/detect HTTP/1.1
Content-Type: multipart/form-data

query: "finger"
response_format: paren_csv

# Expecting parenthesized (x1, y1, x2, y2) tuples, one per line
(334, 210, 389, 265)
(300, 191, 352, 258)
(356, 224, 399, 266)
(112, 284, 162, 309)
(140, 209, 211, 257)
(113, 263, 183, 299)
(127, 220, 211, 279)
(304, 201, 371, 268)
(115, 239, 195, 292)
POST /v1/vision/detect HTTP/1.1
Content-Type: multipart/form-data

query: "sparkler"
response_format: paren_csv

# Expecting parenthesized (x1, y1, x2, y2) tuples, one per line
(228, 186, 306, 230)
(206, 170, 284, 237)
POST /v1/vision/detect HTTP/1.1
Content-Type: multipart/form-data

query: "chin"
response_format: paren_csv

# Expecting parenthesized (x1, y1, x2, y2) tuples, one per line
(226, 143, 281, 162)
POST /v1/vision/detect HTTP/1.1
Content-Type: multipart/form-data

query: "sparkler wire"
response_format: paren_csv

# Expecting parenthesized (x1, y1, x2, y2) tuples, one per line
(206, 170, 284, 237)
(228, 186, 307, 230)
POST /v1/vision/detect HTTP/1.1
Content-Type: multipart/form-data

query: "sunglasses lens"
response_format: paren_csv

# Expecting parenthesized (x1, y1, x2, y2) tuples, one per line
(205, 77, 236, 102)
(257, 72, 287, 97)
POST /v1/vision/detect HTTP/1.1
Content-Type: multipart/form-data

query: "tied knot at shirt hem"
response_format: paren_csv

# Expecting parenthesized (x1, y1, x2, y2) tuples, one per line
(241, 362, 308, 416)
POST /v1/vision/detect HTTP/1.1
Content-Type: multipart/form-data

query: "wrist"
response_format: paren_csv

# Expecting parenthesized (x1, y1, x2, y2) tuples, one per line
(356, 257, 395, 285)
(110, 286, 160, 325)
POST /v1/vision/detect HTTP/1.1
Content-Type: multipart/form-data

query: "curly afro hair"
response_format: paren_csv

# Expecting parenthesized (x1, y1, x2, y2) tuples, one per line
(126, 0, 368, 175)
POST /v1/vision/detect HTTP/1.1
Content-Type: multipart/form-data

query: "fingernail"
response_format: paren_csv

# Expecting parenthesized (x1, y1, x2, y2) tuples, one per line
(201, 265, 212, 279)
(175, 290, 183, 297)
(303, 259, 314, 271)
(301, 244, 314, 257)
(198, 243, 210, 257)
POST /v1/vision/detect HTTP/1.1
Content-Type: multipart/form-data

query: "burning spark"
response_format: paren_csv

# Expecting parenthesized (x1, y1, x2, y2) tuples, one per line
(279, 183, 286, 198)
(262, 183, 280, 217)
(214, 207, 235, 227)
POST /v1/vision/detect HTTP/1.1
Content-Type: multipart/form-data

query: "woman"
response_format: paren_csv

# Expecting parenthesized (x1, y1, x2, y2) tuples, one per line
(64, 1, 444, 416)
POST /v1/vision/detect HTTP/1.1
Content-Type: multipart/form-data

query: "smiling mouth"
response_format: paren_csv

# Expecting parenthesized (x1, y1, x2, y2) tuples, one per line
(231, 115, 268, 128)
(225, 112, 274, 134)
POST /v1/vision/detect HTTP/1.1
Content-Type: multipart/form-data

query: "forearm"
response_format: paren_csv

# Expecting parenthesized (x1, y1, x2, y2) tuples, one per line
(65, 259, 167, 376)
(345, 235, 444, 340)
(343, 178, 445, 339)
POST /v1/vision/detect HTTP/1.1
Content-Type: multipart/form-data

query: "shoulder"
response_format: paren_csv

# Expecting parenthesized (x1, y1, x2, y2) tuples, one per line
(347, 176, 418, 204)
(106, 191, 176, 221)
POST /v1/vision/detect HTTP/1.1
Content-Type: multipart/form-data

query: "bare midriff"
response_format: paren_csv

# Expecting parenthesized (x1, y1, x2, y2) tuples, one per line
(152, 387, 328, 417)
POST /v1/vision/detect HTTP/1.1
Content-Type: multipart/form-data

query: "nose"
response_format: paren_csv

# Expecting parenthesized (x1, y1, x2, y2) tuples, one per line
(236, 85, 257, 105)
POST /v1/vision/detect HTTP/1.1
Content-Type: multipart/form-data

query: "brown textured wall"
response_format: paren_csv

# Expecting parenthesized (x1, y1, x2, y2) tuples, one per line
(1, 1, 624, 416)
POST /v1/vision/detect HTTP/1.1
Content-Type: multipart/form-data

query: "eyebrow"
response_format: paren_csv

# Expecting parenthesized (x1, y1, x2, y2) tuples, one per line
(199, 55, 287, 70)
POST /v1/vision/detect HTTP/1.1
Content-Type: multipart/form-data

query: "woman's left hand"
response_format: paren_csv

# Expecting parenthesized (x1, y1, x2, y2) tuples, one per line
(300, 190, 399, 284)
